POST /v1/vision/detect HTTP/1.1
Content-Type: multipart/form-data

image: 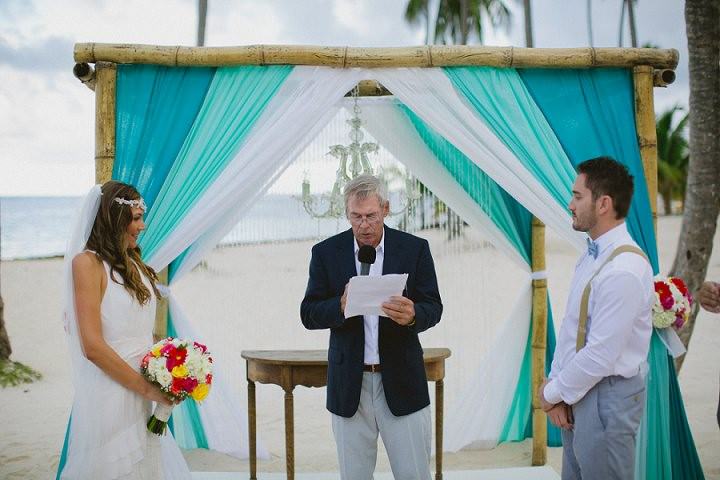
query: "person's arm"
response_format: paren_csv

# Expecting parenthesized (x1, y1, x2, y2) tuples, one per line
(697, 281, 720, 313)
(543, 269, 648, 406)
(72, 253, 171, 405)
(384, 239, 442, 333)
(300, 245, 347, 330)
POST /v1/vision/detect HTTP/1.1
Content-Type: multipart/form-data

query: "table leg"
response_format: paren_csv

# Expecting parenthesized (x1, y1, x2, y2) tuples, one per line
(284, 389, 295, 480)
(435, 379, 444, 480)
(248, 380, 257, 480)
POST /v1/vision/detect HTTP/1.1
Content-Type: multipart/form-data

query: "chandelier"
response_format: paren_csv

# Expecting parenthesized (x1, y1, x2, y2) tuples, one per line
(299, 87, 419, 220)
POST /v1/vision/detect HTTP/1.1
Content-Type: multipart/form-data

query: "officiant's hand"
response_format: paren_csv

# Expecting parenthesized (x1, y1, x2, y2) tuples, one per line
(382, 296, 416, 326)
(340, 283, 348, 314)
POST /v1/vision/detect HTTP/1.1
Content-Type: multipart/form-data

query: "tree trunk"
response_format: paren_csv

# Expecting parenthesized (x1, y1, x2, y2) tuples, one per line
(460, 0, 469, 44)
(662, 188, 672, 215)
(0, 203, 10, 361)
(670, 0, 720, 371)
(586, 0, 594, 46)
(523, 0, 534, 47)
(627, 0, 638, 47)
(197, 0, 208, 47)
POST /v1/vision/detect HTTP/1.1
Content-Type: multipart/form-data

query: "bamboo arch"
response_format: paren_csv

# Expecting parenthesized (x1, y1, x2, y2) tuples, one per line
(74, 43, 673, 467)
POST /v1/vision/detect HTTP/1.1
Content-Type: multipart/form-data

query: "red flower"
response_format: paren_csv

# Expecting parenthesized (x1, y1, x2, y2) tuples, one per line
(205, 374, 213, 385)
(165, 346, 188, 371)
(171, 377, 185, 394)
(669, 277, 689, 296)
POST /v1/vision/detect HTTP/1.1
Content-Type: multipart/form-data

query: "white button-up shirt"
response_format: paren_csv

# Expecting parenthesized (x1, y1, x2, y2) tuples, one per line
(354, 234, 385, 365)
(544, 222, 654, 405)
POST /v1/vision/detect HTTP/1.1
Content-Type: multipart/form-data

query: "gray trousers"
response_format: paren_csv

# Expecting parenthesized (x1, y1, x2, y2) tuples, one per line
(561, 374, 645, 480)
(332, 372, 432, 480)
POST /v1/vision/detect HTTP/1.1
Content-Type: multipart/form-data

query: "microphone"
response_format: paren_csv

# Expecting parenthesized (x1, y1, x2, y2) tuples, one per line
(358, 245, 376, 276)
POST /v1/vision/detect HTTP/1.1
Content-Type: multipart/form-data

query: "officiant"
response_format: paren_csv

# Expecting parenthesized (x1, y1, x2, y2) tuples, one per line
(300, 174, 443, 480)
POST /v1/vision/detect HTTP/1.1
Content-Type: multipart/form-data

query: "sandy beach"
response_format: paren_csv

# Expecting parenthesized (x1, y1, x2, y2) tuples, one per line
(1, 215, 718, 479)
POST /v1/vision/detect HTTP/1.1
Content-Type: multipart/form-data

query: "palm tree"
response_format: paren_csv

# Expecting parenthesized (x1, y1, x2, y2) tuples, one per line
(522, 0, 533, 47)
(587, 0, 594, 46)
(618, 0, 638, 47)
(656, 106, 689, 215)
(0, 211, 9, 361)
(405, 0, 432, 44)
(197, 0, 208, 47)
(432, 0, 512, 45)
(670, 0, 720, 371)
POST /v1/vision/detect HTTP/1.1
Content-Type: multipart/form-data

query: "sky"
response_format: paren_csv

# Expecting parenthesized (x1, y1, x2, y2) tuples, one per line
(0, 0, 688, 196)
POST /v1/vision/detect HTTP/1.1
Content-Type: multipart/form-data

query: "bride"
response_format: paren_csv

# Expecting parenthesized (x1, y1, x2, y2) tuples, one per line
(58, 181, 191, 479)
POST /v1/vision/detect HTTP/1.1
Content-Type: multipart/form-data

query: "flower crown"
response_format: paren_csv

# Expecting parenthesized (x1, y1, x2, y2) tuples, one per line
(114, 197, 147, 211)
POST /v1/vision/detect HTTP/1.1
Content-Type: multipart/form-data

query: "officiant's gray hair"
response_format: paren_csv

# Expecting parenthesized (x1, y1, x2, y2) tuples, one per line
(344, 174, 388, 211)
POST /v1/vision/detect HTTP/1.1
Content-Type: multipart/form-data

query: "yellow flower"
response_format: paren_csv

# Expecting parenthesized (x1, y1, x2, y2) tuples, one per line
(151, 346, 162, 357)
(190, 383, 210, 402)
(171, 365, 189, 378)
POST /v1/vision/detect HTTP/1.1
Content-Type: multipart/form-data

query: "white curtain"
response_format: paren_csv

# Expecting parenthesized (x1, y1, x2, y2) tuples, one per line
(372, 68, 585, 253)
(357, 97, 534, 450)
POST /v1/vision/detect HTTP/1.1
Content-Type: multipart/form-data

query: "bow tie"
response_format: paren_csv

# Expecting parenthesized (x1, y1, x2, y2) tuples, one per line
(587, 238, 599, 259)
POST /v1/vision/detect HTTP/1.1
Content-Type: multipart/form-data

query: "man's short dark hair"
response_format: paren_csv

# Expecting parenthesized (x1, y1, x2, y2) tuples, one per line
(577, 156, 634, 219)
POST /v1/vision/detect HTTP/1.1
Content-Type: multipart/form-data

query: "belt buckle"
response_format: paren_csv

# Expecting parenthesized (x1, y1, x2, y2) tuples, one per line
(370, 364, 378, 373)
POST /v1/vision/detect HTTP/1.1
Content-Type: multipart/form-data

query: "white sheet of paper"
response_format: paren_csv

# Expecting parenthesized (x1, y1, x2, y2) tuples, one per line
(344, 273, 409, 318)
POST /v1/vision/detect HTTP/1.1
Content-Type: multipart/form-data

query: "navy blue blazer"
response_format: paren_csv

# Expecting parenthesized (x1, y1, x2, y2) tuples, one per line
(300, 226, 443, 417)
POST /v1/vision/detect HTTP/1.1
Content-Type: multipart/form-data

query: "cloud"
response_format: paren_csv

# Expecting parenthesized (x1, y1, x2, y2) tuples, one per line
(0, 35, 75, 72)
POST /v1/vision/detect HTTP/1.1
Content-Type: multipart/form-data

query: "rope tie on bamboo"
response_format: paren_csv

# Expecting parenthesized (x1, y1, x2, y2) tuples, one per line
(156, 284, 171, 299)
(576, 245, 649, 352)
(530, 270, 547, 280)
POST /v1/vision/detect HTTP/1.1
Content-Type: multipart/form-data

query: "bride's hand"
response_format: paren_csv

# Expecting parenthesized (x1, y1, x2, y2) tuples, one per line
(143, 383, 174, 406)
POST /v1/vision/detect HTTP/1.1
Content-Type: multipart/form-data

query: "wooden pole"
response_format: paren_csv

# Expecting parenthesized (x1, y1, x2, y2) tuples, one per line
(531, 216, 548, 466)
(153, 267, 169, 340)
(74, 43, 679, 70)
(94, 62, 116, 184)
(633, 65, 659, 232)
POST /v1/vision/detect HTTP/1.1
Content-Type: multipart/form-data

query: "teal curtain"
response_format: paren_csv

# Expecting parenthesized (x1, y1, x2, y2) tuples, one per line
(444, 67, 576, 211)
(138, 65, 293, 263)
(400, 104, 562, 446)
(519, 68, 703, 479)
(114, 65, 216, 210)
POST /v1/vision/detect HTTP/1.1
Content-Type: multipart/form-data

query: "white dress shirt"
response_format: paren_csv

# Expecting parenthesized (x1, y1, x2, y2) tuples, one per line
(544, 222, 654, 405)
(354, 234, 385, 365)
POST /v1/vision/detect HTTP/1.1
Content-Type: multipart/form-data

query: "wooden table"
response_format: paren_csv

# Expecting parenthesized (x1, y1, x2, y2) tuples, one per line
(241, 348, 451, 480)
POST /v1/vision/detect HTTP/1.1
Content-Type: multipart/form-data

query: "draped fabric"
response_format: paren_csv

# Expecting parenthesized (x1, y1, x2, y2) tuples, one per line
(58, 64, 703, 479)
(372, 68, 586, 253)
(139, 65, 294, 262)
(114, 65, 216, 209)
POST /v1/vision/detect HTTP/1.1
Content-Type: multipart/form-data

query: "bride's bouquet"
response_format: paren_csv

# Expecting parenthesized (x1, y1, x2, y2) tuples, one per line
(141, 337, 213, 435)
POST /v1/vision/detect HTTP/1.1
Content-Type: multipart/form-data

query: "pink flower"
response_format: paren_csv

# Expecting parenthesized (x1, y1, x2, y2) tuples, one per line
(193, 341, 208, 354)
(165, 346, 188, 371)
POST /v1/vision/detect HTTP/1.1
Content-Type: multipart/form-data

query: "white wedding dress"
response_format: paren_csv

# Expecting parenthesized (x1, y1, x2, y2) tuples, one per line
(60, 256, 192, 479)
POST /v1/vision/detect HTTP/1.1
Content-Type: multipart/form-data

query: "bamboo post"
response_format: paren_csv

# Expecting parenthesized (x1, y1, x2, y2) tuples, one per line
(531, 216, 548, 466)
(94, 62, 116, 184)
(633, 65, 659, 232)
(153, 267, 169, 340)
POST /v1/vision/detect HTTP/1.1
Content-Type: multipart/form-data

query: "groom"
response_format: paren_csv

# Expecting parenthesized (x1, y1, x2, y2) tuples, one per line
(301, 174, 443, 480)
(538, 157, 654, 479)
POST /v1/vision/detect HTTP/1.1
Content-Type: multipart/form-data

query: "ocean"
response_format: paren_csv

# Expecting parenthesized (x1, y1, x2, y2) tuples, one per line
(0, 194, 367, 260)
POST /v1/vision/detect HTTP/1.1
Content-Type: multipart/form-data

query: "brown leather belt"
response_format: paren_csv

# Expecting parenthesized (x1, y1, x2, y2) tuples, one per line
(363, 364, 382, 373)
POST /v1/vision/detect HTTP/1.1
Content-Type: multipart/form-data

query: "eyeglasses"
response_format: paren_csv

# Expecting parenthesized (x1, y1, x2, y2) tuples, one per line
(348, 212, 382, 225)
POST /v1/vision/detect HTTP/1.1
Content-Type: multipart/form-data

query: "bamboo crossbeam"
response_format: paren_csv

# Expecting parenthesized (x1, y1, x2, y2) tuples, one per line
(530, 217, 548, 466)
(633, 66, 659, 233)
(74, 43, 679, 69)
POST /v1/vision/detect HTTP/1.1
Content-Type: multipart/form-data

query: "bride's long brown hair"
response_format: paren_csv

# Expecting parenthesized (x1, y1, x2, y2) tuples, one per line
(86, 181, 159, 305)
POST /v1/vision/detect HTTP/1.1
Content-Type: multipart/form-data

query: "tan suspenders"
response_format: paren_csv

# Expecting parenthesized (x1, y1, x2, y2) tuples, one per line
(576, 245, 649, 352)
